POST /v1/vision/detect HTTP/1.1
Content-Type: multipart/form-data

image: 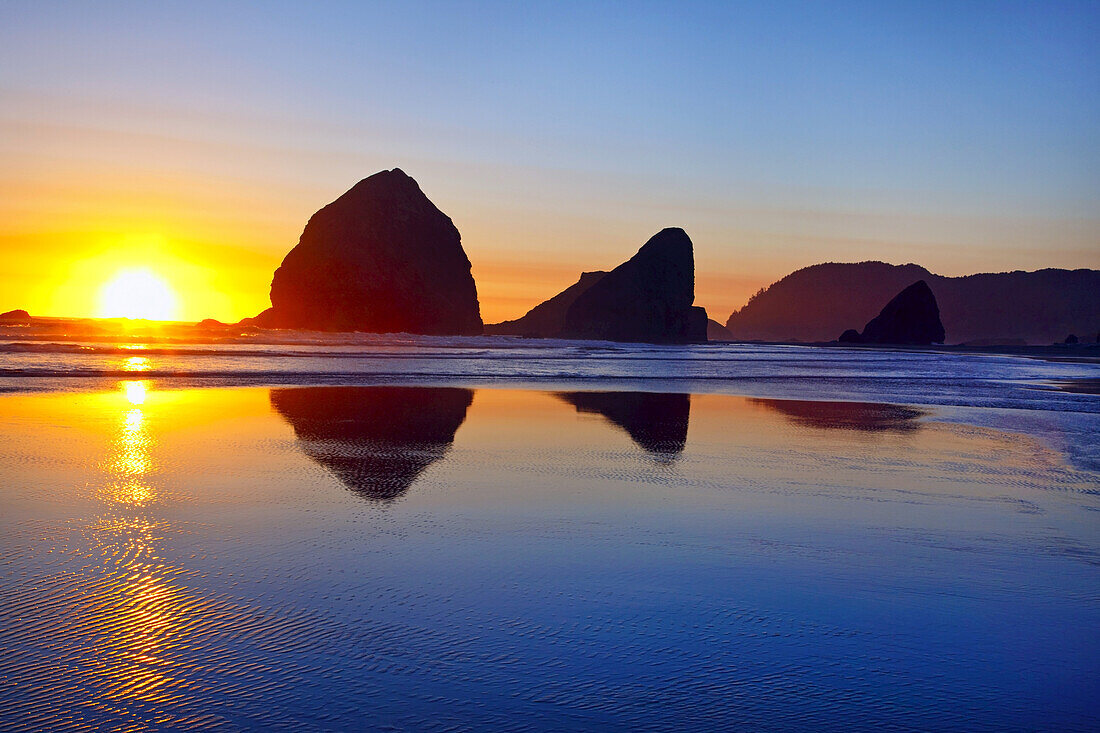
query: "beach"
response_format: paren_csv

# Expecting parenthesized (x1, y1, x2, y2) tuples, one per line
(1, 344, 1097, 730)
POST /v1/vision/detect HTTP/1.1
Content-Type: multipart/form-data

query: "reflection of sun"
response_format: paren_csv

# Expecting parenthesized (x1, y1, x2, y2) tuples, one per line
(98, 268, 179, 321)
(124, 380, 148, 405)
(124, 355, 151, 372)
(104, 381, 154, 506)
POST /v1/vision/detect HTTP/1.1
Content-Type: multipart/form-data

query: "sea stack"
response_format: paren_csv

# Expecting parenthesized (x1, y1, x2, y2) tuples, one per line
(491, 228, 706, 343)
(839, 280, 945, 345)
(255, 169, 482, 334)
(562, 228, 707, 343)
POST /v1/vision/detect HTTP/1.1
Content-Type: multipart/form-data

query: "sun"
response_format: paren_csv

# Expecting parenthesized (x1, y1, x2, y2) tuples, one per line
(98, 268, 180, 321)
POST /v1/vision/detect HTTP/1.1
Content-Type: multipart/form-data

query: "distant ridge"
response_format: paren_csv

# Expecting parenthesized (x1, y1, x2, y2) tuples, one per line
(725, 262, 1100, 345)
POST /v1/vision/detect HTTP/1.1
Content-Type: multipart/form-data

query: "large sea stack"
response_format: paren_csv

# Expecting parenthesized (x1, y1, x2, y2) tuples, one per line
(490, 228, 706, 343)
(255, 169, 482, 334)
(839, 280, 945, 345)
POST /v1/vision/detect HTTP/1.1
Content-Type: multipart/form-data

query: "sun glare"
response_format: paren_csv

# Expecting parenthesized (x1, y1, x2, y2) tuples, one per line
(98, 269, 180, 321)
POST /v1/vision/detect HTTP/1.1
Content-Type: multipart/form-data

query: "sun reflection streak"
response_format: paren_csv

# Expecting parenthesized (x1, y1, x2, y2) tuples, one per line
(103, 381, 154, 507)
(90, 381, 188, 708)
(124, 355, 152, 372)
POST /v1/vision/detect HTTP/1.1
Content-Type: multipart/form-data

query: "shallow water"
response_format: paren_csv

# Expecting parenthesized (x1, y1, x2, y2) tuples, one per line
(0, 381, 1097, 731)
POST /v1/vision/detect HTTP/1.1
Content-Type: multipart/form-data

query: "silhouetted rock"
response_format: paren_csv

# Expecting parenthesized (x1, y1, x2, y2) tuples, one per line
(239, 308, 278, 329)
(752, 398, 925, 433)
(560, 228, 707, 343)
(257, 169, 482, 334)
(0, 309, 31, 322)
(707, 319, 733, 341)
(725, 262, 1100, 345)
(557, 391, 690, 463)
(485, 271, 606, 338)
(1065, 334, 1079, 345)
(270, 386, 473, 502)
(838, 329, 862, 343)
(849, 280, 944, 345)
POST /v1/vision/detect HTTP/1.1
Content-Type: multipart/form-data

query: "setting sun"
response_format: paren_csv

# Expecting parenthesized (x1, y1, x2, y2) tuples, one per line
(98, 269, 180, 321)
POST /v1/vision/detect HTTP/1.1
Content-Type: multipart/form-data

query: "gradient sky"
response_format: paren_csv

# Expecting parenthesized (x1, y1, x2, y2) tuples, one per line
(1, 0, 1097, 323)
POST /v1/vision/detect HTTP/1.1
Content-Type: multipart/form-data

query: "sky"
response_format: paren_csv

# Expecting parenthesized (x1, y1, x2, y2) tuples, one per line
(1, 0, 1098, 323)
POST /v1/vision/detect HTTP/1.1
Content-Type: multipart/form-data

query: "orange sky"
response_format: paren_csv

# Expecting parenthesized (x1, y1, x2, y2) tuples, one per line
(3, 121, 1096, 326)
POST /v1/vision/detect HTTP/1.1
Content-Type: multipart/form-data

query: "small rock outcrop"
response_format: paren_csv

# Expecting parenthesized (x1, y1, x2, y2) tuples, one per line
(561, 228, 707, 343)
(256, 169, 482, 334)
(707, 319, 732, 341)
(839, 280, 945, 345)
(484, 271, 607, 338)
(0, 309, 31, 322)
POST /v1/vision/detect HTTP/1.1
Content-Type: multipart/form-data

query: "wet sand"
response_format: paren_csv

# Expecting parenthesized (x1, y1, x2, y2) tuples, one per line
(0, 383, 1097, 731)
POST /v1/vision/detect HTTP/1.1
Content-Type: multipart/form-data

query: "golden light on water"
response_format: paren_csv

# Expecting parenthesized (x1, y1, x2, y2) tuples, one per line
(98, 268, 180, 321)
(124, 379, 149, 405)
(125, 355, 152, 373)
(105, 380, 154, 506)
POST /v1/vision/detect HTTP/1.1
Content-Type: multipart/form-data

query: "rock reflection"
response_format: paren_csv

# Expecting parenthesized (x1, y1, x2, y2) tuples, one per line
(557, 391, 690, 463)
(751, 398, 926, 432)
(270, 386, 474, 502)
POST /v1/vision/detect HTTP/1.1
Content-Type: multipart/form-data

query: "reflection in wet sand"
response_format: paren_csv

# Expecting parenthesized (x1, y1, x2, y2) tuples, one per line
(270, 386, 474, 501)
(102, 380, 155, 507)
(88, 381, 188, 716)
(557, 391, 690, 463)
(1, 385, 1097, 730)
(750, 398, 926, 433)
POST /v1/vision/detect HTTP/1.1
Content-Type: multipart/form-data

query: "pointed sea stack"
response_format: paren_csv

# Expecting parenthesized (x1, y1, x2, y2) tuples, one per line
(256, 169, 482, 334)
(841, 280, 945, 345)
(561, 228, 707, 344)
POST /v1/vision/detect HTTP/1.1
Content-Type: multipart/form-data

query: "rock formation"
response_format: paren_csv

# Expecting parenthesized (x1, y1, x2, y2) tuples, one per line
(270, 386, 473, 502)
(557, 391, 690, 463)
(838, 280, 945, 345)
(562, 228, 706, 343)
(490, 228, 706, 343)
(254, 169, 482, 334)
(707, 319, 732, 341)
(0, 309, 31, 322)
(724, 262, 1100, 345)
(484, 271, 606, 338)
